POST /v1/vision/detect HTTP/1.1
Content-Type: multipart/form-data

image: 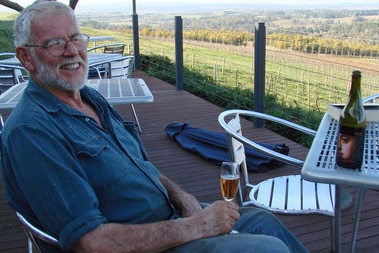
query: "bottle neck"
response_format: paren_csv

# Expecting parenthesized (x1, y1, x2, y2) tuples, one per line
(348, 73, 362, 100)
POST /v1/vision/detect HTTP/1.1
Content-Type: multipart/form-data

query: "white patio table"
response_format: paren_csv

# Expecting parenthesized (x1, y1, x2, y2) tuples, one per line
(0, 53, 125, 69)
(301, 104, 379, 253)
(0, 78, 153, 109)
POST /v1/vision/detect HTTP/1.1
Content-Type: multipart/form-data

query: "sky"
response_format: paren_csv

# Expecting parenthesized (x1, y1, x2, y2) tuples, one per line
(1, 0, 378, 12)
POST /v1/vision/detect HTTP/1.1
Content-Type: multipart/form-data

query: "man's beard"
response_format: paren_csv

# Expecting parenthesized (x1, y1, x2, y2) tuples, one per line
(31, 53, 88, 91)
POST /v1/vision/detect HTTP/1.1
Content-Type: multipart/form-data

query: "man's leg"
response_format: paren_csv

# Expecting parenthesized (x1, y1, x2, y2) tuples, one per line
(234, 207, 309, 253)
(165, 233, 290, 253)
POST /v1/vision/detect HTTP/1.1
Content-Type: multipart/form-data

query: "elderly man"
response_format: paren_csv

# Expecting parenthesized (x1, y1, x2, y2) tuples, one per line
(1, 1, 309, 252)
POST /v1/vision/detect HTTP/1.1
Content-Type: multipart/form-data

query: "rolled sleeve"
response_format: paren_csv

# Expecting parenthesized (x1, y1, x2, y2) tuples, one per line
(60, 209, 107, 250)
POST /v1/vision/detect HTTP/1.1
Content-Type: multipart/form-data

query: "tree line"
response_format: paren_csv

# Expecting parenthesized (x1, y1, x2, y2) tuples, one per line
(138, 28, 379, 58)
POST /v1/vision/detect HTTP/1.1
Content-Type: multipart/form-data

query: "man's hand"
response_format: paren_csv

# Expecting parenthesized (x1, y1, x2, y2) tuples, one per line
(193, 200, 240, 237)
(159, 174, 203, 217)
(178, 192, 203, 217)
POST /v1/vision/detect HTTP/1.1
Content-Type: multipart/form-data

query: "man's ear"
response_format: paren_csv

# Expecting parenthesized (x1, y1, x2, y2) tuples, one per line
(15, 47, 36, 72)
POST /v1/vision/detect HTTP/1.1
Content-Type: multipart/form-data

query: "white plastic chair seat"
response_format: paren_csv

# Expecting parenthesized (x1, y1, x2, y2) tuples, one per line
(249, 175, 335, 216)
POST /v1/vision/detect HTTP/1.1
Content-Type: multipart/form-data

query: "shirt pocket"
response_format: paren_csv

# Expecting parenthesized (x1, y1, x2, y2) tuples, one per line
(74, 135, 129, 188)
(75, 135, 109, 158)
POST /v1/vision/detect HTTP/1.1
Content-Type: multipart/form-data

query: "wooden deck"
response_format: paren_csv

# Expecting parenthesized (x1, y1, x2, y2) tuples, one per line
(1, 70, 378, 252)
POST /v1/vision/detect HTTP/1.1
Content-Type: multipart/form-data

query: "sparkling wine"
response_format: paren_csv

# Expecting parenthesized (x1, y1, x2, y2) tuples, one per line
(220, 175, 239, 201)
(336, 70, 366, 170)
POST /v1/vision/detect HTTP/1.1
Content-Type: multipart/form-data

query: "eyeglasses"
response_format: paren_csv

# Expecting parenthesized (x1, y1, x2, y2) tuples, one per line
(24, 34, 89, 57)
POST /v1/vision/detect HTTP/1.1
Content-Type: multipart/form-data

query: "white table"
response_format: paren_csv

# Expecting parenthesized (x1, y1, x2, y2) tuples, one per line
(89, 36, 115, 47)
(0, 53, 129, 80)
(0, 78, 153, 109)
(301, 105, 379, 253)
(87, 78, 153, 105)
(0, 53, 125, 69)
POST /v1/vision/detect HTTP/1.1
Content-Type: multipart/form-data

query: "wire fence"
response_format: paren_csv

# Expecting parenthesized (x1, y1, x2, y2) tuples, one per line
(135, 35, 379, 130)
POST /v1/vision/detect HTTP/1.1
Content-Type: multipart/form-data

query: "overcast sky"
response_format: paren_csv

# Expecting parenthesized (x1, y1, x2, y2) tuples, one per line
(6, 0, 379, 8)
(1, 0, 378, 12)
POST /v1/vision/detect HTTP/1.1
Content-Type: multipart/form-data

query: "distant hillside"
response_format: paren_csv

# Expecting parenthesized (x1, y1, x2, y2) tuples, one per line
(77, 8, 379, 44)
(75, 2, 379, 14)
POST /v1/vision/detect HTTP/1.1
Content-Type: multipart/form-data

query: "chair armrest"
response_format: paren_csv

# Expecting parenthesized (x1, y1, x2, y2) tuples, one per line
(87, 45, 106, 52)
(218, 109, 317, 168)
(363, 94, 379, 104)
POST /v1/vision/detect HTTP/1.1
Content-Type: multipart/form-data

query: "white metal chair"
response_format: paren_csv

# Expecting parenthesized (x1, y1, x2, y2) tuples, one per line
(218, 109, 353, 252)
(88, 65, 108, 79)
(0, 52, 28, 83)
(0, 66, 27, 94)
(362, 93, 379, 104)
(16, 212, 59, 253)
(109, 56, 134, 78)
(1, 115, 56, 253)
(103, 43, 126, 54)
(0, 68, 19, 93)
(87, 43, 126, 54)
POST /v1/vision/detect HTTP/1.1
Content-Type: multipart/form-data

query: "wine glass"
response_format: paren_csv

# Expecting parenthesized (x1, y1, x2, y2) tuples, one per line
(220, 161, 240, 201)
(220, 162, 240, 234)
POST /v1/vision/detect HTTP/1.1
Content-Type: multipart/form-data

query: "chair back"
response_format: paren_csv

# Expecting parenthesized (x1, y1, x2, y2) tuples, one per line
(0, 68, 19, 93)
(219, 109, 317, 206)
(103, 43, 126, 54)
(109, 56, 134, 78)
(224, 114, 250, 205)
(16, 212, 59, 253)
(0, 52, 28, 83)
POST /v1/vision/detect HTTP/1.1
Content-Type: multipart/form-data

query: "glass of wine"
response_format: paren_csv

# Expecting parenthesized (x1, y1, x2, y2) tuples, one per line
(220, 162, 240, 234)
(220, 162, 240, 202)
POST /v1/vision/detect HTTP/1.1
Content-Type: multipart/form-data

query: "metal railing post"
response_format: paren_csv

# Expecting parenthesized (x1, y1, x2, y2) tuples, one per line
(132, 0, 141, 69)
(175, 16, 184, 90)
(254, 22, 266, 127)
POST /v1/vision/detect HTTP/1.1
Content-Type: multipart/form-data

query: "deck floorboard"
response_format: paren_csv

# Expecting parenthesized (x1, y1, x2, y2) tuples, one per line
(1, 70, 378, 252)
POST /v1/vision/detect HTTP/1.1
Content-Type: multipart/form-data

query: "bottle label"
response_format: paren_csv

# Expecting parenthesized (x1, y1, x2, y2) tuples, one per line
(336, 125, 365, 169)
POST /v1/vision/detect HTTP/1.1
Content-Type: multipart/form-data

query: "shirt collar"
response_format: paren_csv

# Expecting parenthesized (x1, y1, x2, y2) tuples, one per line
(25, 78, 93, 115)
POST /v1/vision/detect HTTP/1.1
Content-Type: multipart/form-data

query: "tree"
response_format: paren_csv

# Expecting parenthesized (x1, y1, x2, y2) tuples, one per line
(0, 0, 79, 12)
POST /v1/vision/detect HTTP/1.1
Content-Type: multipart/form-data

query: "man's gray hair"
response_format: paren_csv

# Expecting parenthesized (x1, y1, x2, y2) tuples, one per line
(14, 0, 76, 47)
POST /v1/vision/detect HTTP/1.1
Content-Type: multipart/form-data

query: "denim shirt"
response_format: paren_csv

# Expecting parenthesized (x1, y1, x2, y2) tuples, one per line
(1, 79, 175, 251)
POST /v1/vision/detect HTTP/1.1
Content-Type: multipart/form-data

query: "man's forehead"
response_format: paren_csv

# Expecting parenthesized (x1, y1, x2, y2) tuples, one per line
(31, 12, 79, 38)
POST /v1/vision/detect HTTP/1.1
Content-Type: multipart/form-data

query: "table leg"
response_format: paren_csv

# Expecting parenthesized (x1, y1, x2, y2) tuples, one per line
(334, 185, 342, 253)
(350, 188, 366, 253)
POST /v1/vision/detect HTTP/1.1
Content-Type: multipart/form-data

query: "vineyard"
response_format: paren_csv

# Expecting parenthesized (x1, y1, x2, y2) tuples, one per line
(136, 35, 378, 112)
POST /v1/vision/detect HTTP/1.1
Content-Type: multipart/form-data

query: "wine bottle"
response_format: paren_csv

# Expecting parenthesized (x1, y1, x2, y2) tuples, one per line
(336, 70, 366, 170)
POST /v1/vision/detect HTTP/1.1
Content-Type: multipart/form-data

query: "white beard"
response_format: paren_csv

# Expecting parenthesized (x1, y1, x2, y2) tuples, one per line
(31, 52, 88, 91)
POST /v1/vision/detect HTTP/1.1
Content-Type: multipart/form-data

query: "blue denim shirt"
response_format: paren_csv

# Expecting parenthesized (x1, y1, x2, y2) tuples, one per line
(1, 79, 175, 251)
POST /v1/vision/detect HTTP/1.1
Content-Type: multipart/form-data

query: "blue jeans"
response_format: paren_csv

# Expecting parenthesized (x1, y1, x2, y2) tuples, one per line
(165, 207, 309, 253)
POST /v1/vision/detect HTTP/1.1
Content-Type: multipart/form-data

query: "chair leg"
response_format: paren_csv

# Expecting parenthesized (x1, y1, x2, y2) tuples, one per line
(350, 188, 366, 253)
(333, 185, 342, 253)
(130, 104, 142, 133)
(24, 230, 42, 253)
(330, 216, 336, 252)
(27, 238, 33, 253)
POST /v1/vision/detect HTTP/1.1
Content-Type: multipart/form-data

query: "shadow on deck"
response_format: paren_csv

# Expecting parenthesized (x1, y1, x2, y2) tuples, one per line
(1, 70, 378, 252)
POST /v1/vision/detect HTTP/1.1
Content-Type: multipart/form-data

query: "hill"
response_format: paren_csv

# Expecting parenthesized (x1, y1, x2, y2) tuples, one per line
(77, 8, 379, 44)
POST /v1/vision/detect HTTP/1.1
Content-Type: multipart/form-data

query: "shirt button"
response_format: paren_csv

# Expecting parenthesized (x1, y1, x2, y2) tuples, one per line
(85, 117, 90, 121)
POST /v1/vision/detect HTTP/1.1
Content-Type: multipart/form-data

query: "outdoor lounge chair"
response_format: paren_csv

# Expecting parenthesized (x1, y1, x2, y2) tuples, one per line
(218, 109, 353, 252)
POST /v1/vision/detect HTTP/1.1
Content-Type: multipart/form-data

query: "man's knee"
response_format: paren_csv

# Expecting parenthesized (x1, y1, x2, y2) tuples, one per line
(229, 234, 290, 253)
(165, 234, 290, 253)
